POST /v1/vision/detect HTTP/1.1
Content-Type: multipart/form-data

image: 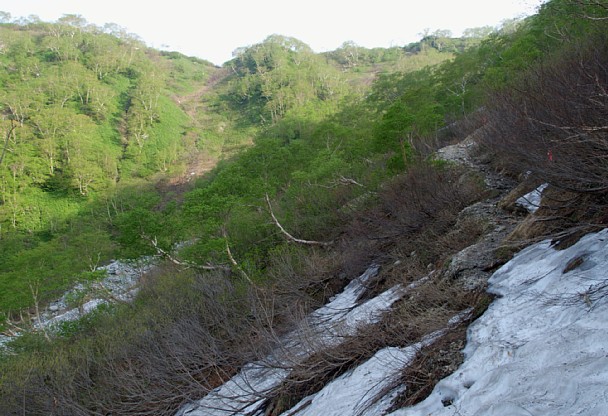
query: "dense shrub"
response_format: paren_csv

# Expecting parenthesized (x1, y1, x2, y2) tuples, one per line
(479, 31, 608, 240)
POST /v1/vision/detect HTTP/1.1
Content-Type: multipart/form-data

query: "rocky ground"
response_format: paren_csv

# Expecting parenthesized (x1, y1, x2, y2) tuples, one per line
(435, 133, 521, 289)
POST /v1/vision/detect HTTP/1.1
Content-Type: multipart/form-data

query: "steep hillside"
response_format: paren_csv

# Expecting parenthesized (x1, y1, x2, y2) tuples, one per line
(0, 20, 235, 312)
(1, 1, 607, 415)
(0, 16, 481, 316)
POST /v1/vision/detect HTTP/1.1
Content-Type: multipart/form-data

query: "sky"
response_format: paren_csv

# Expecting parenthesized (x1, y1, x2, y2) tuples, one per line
(0, 0, 545, 66)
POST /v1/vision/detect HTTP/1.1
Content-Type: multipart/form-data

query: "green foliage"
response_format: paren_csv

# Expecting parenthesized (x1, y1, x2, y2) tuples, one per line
(224, 35, 347, 124)
(369, 67, 445, 171)
(0, 20, 217, 313)
(472, 0, 608, 89)
(161, 51, 212, 93)
(325, 41, 406, 69)
(178, 0, 608, 281)
(0, 1, 596, 318)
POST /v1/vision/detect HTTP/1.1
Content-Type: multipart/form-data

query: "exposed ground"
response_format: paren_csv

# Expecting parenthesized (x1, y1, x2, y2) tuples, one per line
(273, 131, 543, 415)
(155, 68, 231, 209)
(434, 131, 520, 289)
(375, 129, 525, 409)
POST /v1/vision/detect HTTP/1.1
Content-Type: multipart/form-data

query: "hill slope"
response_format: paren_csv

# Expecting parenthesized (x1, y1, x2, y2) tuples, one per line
(1, 1, 608, 414)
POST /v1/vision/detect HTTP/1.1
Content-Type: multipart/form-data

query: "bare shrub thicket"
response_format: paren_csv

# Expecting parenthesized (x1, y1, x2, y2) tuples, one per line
(479, 33, 608, 237)
(263, 245, 347, 331)
(257, 163, 490, 414)
(263, 276, 490, 415)
(0, 266, 274, 415)
(0, 253, 356, 415)
(0, 164, 487, 415)
(343, 162, 486, 279)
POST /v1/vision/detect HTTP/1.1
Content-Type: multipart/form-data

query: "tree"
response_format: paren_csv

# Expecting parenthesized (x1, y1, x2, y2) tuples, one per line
(226, 35, 344, 124)
(462, 26, 495, 39)
(333, 41, 363, 68)
(82, 33, 125, 79)
(30, 106, 71, 175)
(0, 11, 12, 24)
(0, 118, 16, 166)
(57, 14, 88, 29)
(61, 113, 104, 194)
(42, 21, 85, 62)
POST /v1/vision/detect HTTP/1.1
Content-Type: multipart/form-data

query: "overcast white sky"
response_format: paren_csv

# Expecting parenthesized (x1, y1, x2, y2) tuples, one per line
(0, 0, 544, 65)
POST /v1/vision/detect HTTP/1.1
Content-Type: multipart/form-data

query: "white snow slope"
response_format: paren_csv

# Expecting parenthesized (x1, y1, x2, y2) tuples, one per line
(394, 228, 608, 415)
(177, 229, 608, 416)
(281, 228, 608, 416)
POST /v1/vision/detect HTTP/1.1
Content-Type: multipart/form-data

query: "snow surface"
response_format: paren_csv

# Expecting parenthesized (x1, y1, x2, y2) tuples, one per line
(280, 312, 472, 416)
(0, 334, 11, 351)
(282, 344, 424, 416)
(274, 229, 608, 416)
(34, 258, 153, 330)
(1, 258, 153, 351)
(176, 265, 417, 416)
(388, 228, 608, 416)
(516, 183, 548, 213)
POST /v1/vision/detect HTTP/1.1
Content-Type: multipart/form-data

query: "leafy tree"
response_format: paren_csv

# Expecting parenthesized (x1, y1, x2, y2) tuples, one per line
(225, 35, 345, 124)
(0, 11, 11, 24)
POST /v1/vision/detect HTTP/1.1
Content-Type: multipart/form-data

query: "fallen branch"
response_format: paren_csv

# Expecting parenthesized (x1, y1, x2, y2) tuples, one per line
(2, 318, 26, 337)
(306, 175, 365, 189)
(338, 175, 364, 187)
(265, 194, 334, 247)
(142, 234, 230, 272)
(95, 281, 130, 304)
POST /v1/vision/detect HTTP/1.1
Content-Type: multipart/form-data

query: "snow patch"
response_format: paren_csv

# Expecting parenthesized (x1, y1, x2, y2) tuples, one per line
(516, 182, 548, 213)
(1, 258, 154, 350)
(281, 310, 472, 416)
(176, 265, 415, 416)
(34, 258, 154, 330)
(390, 228, 608, 416)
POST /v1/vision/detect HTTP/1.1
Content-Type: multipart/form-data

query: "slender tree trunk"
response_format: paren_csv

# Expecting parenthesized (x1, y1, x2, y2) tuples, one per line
(265, 193, 334, 247)
(0, 120, 16, 166)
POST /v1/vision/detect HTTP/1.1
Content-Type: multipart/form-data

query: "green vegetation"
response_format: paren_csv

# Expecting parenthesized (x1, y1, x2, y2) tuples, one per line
(0, 22, 469, 314)
(1, 1, 608, 414)
(0, 17, 223, 311)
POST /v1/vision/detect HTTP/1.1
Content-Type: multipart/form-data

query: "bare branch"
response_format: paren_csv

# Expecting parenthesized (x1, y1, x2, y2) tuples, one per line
(338, 175, 364, 187)
(142, 234, 230, 272)
(265, 194, 334, 247)
(570, 0, 608, 20)
(95, 281, 129, 304)
(222, 228, 255, 285)
(2, 317, 26, 337)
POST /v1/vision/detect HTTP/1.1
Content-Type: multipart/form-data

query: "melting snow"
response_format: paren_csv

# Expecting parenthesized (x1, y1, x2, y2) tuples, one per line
(516, 182, 548, 213)
(176, 265, 415, 416)
(281, 311, 472, 416)
(34, 258, 153, 329)
(274, 229, 608, 416)
(389, 228, 608, 416)
(1, 258, 154, 350)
